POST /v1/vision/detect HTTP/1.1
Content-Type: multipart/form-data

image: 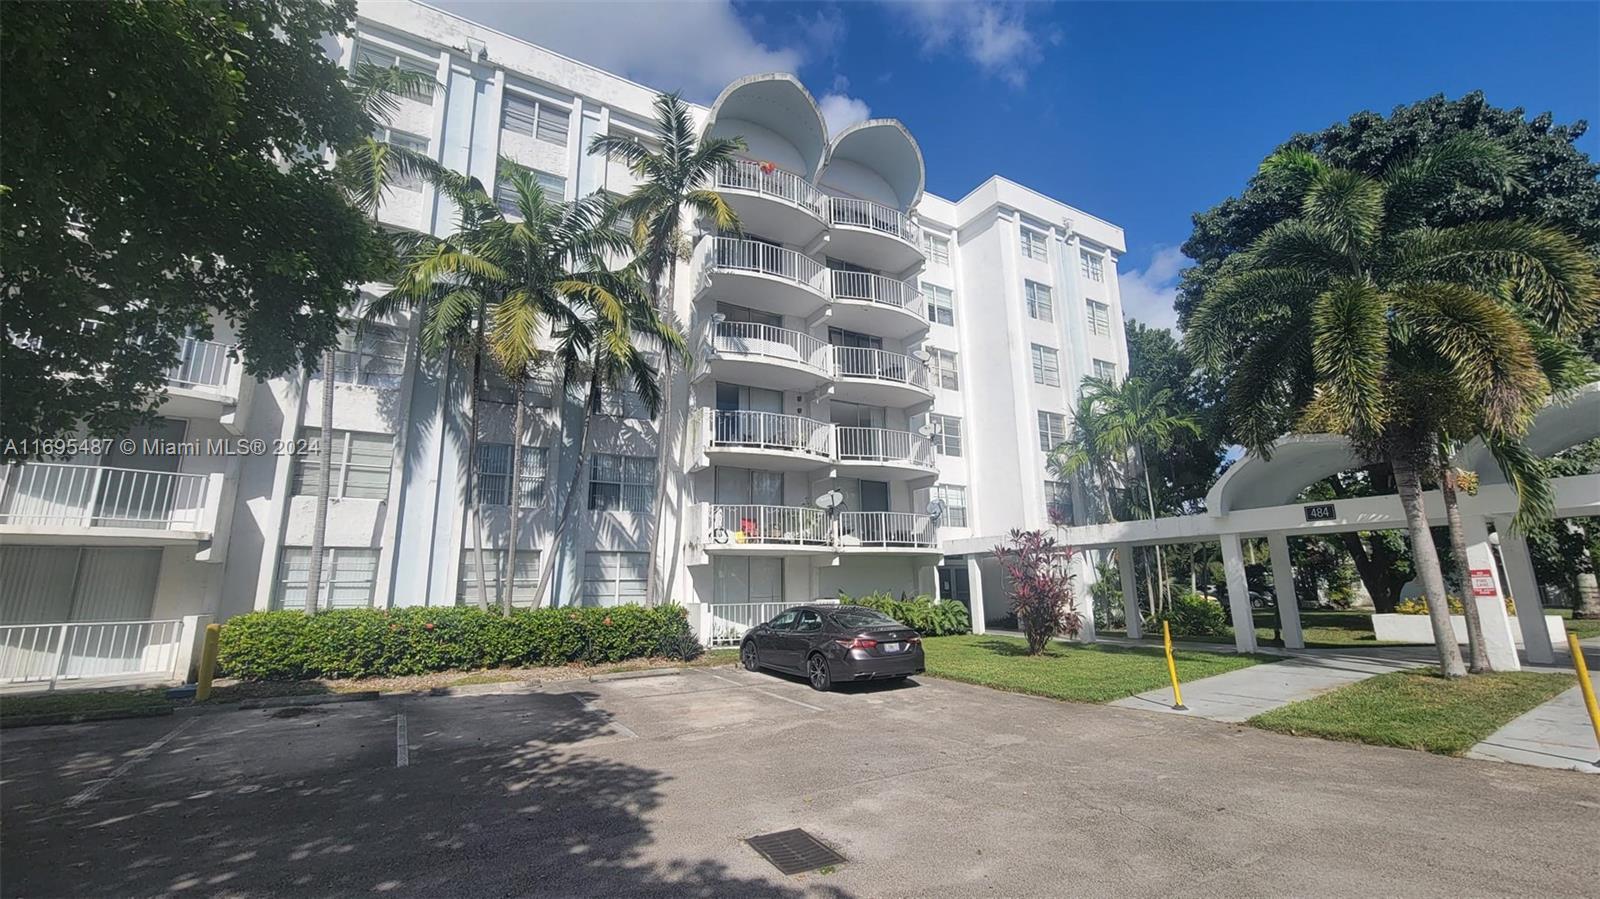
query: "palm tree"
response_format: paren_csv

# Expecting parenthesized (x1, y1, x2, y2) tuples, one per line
(587, 92, 744, 607)
(1047, 392, 1122, 526)
(1190, 135, 1598, 677)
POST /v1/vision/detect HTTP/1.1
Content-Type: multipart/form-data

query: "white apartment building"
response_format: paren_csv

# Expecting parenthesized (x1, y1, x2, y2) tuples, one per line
(0, 0, 1130, 670)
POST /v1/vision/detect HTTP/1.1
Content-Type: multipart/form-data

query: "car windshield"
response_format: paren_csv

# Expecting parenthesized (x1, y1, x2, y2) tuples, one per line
(830, 607, 899, 629)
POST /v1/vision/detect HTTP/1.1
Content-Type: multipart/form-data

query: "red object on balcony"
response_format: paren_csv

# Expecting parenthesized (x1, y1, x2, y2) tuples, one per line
(759, 160, 776, 175)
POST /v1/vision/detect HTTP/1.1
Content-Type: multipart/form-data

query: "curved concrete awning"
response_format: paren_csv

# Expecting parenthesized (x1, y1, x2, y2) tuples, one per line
(1453, 382, 1600, 483)
(822, 119, 926, 211)
(1205, 434, 1366, 514)
(703, 74, 828, 181)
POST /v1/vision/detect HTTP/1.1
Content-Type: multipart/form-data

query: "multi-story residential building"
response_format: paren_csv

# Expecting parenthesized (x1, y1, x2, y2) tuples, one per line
(0, 0, 1129, 672)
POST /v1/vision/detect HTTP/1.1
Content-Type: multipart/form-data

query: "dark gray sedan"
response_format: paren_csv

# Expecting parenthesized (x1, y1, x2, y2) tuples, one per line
(739, 604, 925, 691)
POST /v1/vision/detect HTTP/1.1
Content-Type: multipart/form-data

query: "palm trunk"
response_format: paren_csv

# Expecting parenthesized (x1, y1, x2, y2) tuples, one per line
(1441, 467, 1491, 673)
(1390, 451, 1466, 677)
(502, 388, 527, 616)
(643, 261, 679, 607)
(532, 370, 601, 608)
(305, 346, 336, 614)
(467, 318, 490, 612)
(1137, 445, 1167, 613)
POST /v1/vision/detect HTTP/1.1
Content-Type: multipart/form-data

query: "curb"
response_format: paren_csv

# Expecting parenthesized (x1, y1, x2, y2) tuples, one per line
(0, 705, 175, 729)
(238, 691, 381, 710)
(588, 667, 683, 683)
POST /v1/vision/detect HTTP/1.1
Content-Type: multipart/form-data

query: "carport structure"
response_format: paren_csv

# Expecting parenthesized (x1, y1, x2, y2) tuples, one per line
(944, 385, 1600, 668)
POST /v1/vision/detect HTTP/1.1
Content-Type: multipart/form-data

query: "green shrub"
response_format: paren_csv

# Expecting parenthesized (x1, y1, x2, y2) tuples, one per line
(1147, 591, 1230, 638)
(837, 591, 970, 636)
(217, 605, 696, 681)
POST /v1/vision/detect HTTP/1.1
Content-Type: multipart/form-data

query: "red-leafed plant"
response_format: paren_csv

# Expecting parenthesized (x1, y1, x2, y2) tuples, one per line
(993, 529, 1082, 654)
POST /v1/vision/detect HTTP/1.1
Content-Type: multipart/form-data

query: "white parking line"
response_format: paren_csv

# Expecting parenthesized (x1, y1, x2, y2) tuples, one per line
(571, 693, 640, 739)
(395, 711, 409, 768)
(65, 716, 199, 809)
(752, 688, 824, 713)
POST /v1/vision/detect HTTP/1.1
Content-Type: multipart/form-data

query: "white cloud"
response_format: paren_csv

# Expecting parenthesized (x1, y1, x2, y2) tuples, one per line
(1117, 246, 1188, 332)
(818, 92, 872, 133)
(899, 1, 1047, 87)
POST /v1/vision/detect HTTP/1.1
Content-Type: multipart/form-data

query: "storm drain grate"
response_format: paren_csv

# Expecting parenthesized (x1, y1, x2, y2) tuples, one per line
(745, 828, 846, 875)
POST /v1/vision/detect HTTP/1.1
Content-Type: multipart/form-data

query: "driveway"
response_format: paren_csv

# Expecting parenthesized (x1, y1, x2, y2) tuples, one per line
(2, 667, 1596, 897)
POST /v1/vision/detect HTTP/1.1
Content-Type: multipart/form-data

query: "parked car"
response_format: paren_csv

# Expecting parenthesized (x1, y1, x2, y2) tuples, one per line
(740, 604, 925, 692)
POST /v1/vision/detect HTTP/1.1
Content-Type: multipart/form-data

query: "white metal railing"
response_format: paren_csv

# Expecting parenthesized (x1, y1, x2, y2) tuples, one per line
(712, 321, 831, 374)
(0, 463, 210, 530)
(834, 426, 935, 468)
(718, 159, 827, 218)
(165, 337, 233, 390)
(831, 346, 931, 392)
(709, 237, 828, 294)
(706, 601, 809, 648)
(836, 511, 936, 548)
(709, 410, 833, 457)
(828, 197, 919, 244)
(830, 270, 923, 315)
(709, 504, 830, 547)
(0, 620, 185, 686)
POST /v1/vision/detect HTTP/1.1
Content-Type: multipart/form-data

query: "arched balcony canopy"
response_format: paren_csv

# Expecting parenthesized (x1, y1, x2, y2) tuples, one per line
(1453, 383, 1600, 484)
(1205, 434, 1366, 514)
(703, 74, 829, 181)
(821, 119, 925, 212)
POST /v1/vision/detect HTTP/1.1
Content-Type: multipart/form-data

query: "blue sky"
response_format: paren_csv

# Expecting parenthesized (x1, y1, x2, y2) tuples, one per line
(437, 0, 1599, 329)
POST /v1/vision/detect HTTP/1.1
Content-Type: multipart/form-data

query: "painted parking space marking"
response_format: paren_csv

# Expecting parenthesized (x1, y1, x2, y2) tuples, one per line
(395, 710, 409, 768)
(64, 716, 199, 809)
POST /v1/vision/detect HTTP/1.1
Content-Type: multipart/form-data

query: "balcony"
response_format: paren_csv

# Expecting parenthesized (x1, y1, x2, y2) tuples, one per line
(704, 321, 832, 391)
(704, 504, 831, 555)
(0, 463, 223, 546)
(161, 337, 252, 433)
(697, 237, 829, 319)
(715, 159, 828, 246)
(829, 271, 929, 339)
(830, 347, 934, 407)
(698, 409, 833, 471)
(835, 511, 939, 553)
(833, 426, 937, 480)
(826, 197, 923, 272)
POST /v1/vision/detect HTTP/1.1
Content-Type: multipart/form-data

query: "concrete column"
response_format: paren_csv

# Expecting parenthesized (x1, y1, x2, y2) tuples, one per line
(1492, 517, 1554, 665)
(1117, 545, 1141, 639)
(1075, 554, 1097, 644)
(1462, 517, 1520, 671)
(965, 555, 986, 635)
(1266, 533, 1303, 650)
(1220, 534, 1258, 654)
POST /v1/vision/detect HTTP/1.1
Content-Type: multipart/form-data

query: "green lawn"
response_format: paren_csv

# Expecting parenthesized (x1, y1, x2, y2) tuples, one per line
(0, 687, 174, 724)
(1555, 609, 1600, 641)
(922, 634, 1269, 704)
(1104, 609, 1414, 649)
(1249, 668, 1576, 755)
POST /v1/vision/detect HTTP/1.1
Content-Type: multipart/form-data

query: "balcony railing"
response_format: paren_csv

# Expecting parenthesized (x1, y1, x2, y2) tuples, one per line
(709, 504, 830, 546)
(717, 159, 827, 218)
(836, 511, 936, 548)
(709, 410, 833, 458)
(0, 620, 189, 686)
(704, 601, 808, 647)
(828, 197, 919, 244)
(709, 237, 828, 294)
(712, 321, 831, 375)
(831, 346, 930, 393)
(830, 270, 923, 316)
(833, 426, 935, 468)
(0, 463, 210, 530)
(165, 337, 233, 390)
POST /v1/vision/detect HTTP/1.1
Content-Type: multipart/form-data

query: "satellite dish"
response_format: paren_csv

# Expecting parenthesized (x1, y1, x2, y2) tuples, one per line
(910, 349, 930, 364)
(927, 498, 946, 520)
(814, 489, 844, 510)
(916, 421, 938, 437)
(709, 313, 726, 325)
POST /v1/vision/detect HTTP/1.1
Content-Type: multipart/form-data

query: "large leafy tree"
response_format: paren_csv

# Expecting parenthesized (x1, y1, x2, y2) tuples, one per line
(2, 0, 387, 449)
(1190, 136, 1599, 677)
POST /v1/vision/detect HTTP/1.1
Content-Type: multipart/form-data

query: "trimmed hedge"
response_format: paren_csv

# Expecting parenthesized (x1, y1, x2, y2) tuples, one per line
(839, 592, 970, 636)
(217, 605, 699, 681)
(1147, 591, 1230, 638)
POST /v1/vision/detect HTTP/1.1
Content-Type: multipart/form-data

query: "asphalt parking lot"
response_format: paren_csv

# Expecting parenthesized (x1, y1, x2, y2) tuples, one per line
(3, 666, 1597, 898)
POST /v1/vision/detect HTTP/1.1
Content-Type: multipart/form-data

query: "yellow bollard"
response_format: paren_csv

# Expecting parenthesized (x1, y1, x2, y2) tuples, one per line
(1162, 620, 1187, 711)
(1568, 633, 1600, 767)
(195, 623, 221, 702)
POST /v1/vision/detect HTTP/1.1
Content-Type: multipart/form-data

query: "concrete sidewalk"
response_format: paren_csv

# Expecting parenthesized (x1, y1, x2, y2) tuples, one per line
(1467, 664, 1600, 775)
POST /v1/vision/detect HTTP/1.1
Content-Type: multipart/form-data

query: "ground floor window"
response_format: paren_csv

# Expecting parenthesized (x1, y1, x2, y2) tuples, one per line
(457, 548, 541, 608)
(580, 551, 647, 606)
(273, 547, 379, 610)
(712, 555, 784, 605)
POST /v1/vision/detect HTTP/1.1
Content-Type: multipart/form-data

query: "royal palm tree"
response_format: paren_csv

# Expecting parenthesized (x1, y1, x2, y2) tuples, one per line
(587, 92, 744, 606)
(1190, 135, 1599, 677)
(1047, 392, 1122, 526)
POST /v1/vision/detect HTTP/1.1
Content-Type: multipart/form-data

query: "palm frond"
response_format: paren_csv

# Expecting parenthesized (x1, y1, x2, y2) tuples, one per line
(349, 62, 435, 123)
(1383, 133, 1525, 229)
(1309, 279, 1390, 439)
(1489, 437, 1554, 533)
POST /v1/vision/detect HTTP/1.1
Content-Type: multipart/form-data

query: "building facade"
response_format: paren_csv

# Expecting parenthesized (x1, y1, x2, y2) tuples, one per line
(0, 0, 1130, 654)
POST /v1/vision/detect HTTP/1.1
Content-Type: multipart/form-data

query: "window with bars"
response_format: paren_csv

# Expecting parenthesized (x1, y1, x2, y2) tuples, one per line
(580, 551, 648, 606)
(593, 381, 653, 419)
(1044, 480, 1074, 525)
(354, 44, 435, 102)
(371, 127, 430, 191)
(273, 547, 379, 610)
(1020, 227, 1048, 262)
(291, 429, 393, 500)
(1093, 358, 1119, 381)
(501, 93, 570, 146)
(923, 283, 955, 326)
(477, 366, 558, 408)
(929, 413, 963, 457)
(1037, 411, 1067, 452)
(475, 444, 548, 508)
(1080, 249, 1105, 282)
(929, 348, 959, 391)
(589, 454, 655, 512)
(457, 548, 542, 607)
(1031, 344, 1061, 387)
(1025, 280, 1054, 322)
(1086, 300, 1113, 337)
(923, 232, 951, 265)
(319, 323, 408, 387)
(496, 169, 568, 215)
(934, 484, 969, 528)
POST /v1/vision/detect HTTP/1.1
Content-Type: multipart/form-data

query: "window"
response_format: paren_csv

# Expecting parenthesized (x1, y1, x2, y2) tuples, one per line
(923, 282, 955, 326)
(291, 429, 393, 500)
(457, 549, 541, 607)
(1045, 481, 1074, 525)
(929, 348, 959, 391)
(933, 484, 968, 528)
(1080, 249, 1105, 282)
(713, 555, 784, 604)
(274, 547, 378, 610)
(589, 454, 655, 512)
(1086, 300, 1113, 338)
(923, 232, 951, 265)
(593, 378, 653, 419)
(1031, 344, 1061, 387)
(1020, 227, 1048, 262)
(321, 323, 408, 387)
(1093, 358, 1119, 381)
(478, 365, 558, 408)
(371, 127, 430, 191)
(496, 169, 567, 215)
(1037, 411, 1067, 452)
(1025, 280, 1054, 322)
(581, 551, 647, 606)
(475, 444, 548, 508)
(354, 44, 435, 101)
(501, 93, 570, 146)
(929, 413, 963, 457)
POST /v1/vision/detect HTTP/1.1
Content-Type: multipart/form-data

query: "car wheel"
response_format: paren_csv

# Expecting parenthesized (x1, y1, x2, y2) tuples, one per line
(740, 641, 759, 672)
(806, 653, 832, 692)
